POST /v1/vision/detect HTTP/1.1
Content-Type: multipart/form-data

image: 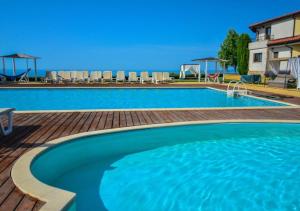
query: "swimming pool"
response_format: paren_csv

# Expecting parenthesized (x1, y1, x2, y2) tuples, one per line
(28, 122, 300, 210)
(0, 88, 286, 111)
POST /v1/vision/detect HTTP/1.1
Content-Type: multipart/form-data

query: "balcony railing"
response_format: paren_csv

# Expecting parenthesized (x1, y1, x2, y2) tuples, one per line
(252, 34, 275, 42)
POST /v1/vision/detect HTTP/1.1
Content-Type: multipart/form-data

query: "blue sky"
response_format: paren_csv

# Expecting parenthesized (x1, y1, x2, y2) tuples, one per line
(1, 0, 300, 71)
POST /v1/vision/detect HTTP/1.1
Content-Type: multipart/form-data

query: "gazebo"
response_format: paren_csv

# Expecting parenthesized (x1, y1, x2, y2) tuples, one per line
(0, 53, 40, 81)
(192, 57, 228, 83)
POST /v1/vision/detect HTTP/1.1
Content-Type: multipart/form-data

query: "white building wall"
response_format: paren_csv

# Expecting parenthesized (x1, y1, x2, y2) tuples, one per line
(249, 48, 268, 74)
(269, 47, 292, 72)
(271, 18, 294, 39)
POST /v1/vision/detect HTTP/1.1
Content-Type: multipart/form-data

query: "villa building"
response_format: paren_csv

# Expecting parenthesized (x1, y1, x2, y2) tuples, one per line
(248, 10, 300, 77)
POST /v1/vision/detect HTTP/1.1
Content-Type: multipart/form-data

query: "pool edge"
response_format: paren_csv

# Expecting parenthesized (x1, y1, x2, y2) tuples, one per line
(1, 86, 296, 113)
(11, 119, 300, 211)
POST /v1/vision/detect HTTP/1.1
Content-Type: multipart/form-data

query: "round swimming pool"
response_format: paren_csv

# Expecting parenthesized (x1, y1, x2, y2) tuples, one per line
(30, 123, 300, 210)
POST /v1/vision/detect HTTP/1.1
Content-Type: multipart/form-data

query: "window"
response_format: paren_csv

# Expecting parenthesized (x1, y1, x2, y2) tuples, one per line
(256, 31, 260, 41)
(273, 52, 279, 59)
(253, 53, 262, 62)
(265, 27, 271, 39)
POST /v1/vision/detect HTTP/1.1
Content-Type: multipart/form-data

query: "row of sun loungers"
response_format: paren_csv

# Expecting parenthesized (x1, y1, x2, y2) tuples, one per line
(45, 71, 174, 84)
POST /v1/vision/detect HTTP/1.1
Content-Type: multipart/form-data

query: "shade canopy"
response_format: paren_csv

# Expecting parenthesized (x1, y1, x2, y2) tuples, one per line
(191, 57, 229, 83)
(0, 53, 40, 59)
(192, 57, 228, 62)
(1, 53, 40, 81)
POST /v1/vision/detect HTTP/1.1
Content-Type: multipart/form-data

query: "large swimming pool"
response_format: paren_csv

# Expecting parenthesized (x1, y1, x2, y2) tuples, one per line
(30, 123, 300, 210)
(0, 88, 285, 110)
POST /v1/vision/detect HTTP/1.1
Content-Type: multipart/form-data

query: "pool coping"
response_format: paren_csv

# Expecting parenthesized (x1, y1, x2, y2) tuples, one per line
(0, 86, 297, 113)
(11, 119, 300, 211)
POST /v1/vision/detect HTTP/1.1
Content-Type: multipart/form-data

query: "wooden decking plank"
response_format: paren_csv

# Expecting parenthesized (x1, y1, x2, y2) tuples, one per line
(97, 111, 108, 130)
(80, 112, 95, 133)
(49, 112, 79, 139)
(149, 111, 164, 124)
(70, 112, 91, 134)
(156, 111, 173, 123)
(104, 112, 114, 129)
(130, 111, 140, 126)
(0, 187, 24, 210)
(15, 195, 37, 211)
(112, 112, 120, 128)
(0, 178, 14, 205)
(88, 112, 103, 131)
(124, 111, 133, 127)
(140, 111, 153, 124)
(136, 111, 147, 125)
(60, 112, 84, 137)
(27, 113, 71, 145)
(31, 201, 44, 211)
(0, 166, 10, 187)
(119, 111, 127, 127)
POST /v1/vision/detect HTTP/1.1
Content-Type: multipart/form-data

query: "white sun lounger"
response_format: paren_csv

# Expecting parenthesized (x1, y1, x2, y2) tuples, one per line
(128, 72, 138, 82)
(63, 72, 72, 82)
(83, 71, 89, 82)
(44, 71, 58, 83)
(163, 72, 174, 82)
(57, 71, 71, 83)
(76, 71, 84, 82)
(152, 72, 163, 84)
(0, 108, 15, 136)
(102, 71, 113, 83)
(90, 71, 101, 82)
(116, 71, 125, 83)
(70, 71, 78, 82)
(140, 71, 152, 83)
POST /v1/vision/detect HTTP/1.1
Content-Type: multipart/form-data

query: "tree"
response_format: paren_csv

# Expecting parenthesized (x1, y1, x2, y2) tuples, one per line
(237, 33, 251, 75)
(218, 29, 239, 70)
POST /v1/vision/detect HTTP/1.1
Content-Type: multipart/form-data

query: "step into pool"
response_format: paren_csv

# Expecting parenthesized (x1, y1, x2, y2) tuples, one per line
(0, 88, 286, 111)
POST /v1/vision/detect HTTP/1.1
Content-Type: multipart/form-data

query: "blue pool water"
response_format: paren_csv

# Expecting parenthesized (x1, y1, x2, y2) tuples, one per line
(0, 88, 284, 110)
(31, 123, 300, 210)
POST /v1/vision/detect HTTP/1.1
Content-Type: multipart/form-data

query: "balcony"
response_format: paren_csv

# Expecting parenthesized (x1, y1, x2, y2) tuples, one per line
(252, 34, 275, 42)
(249, 39, 269, 50)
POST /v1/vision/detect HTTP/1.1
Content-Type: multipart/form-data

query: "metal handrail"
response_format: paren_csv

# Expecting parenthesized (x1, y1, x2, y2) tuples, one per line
(227, 81, 248, 96)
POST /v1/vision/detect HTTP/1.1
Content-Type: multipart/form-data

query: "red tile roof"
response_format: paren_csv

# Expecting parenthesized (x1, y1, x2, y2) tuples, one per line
(268, 35, 300, 46)
(250, 10, 300, 32)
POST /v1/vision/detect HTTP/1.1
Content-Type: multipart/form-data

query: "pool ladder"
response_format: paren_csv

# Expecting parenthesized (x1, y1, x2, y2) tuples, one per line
(227, 81, 248, 97)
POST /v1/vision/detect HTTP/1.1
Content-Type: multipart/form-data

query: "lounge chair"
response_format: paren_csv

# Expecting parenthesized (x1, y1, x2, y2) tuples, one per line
(44, 71, 51, 83)
(140, 71, 152, 84)
(128, 72, 138, 82)
(90, 71, 101, 82)
(97, 71, 102, 81)
(70, 71, 78, 82)
(57, 71, 70, 83)
(102, 71, 113, 83)
(44, 71, 59, 83)
(0, 108, 15, 136)
(76, 72, 84, 82)
(83, 71, 89, 82)
(152, 72, 163, 84)
(163, 72, 174, 82)
(63, 72, 72, 83)
(116, 71, 125, 83)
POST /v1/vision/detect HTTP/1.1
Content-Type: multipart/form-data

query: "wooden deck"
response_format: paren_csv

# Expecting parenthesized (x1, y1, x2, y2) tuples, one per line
(1, 108, 300, 210)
